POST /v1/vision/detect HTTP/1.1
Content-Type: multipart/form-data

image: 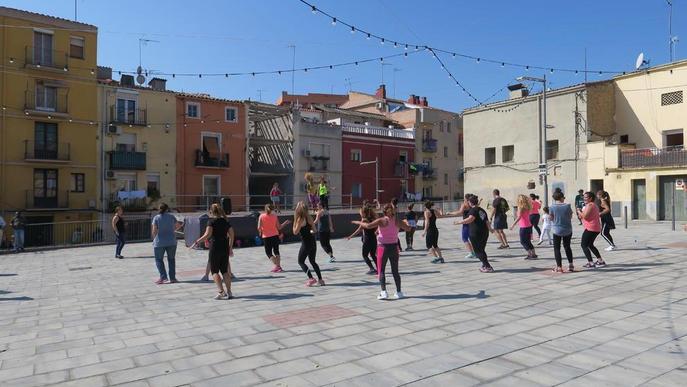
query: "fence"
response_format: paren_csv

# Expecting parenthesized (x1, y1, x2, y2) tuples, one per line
(620, 147, 687, 168)
(174, 194, 356, 213)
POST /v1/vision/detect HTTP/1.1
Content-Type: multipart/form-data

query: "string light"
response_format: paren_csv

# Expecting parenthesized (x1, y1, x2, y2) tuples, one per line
(350, 26, 355, 34)
(311, 5, 316, 13)
(331, 17, 336, 26)
(380, 38, 384, 45)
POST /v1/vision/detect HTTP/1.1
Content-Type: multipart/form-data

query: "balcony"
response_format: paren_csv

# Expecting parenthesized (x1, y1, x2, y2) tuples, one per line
(620, 147, 687, 169)
(422, 167, 437, 180)
(25, 190, 69, 209)
(109, 105, 148, 126)
(24, 90, 69, 117)
(195, 150, 229, 168)
(24, 141, 70, 162)
(25, 46, 68, 71)
(108, 151, 147, 170)
(422, 138, 438, 153)
(341, 123, 415, 139)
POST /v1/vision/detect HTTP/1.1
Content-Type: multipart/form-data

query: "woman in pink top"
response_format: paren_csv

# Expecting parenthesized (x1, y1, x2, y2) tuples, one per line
(353, 203, 411, 301)
(529, 193, 542, 239)
(576, 191, 606, 268)
(257, 204, 290, 273)
(510, 194, 537, 259)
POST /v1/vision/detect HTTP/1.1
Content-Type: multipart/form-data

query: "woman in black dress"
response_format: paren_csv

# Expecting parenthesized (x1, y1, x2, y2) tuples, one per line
(192, 203, 235, 299)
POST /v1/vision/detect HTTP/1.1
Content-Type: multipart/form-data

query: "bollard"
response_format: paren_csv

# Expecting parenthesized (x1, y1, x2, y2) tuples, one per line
(624, 206, 628, 229)
(672, 182, 676, 231)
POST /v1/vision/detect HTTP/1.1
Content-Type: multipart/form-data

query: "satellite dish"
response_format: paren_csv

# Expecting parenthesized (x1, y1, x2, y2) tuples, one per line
(635, 52, 649, 70)
(136, 74, 145, 85)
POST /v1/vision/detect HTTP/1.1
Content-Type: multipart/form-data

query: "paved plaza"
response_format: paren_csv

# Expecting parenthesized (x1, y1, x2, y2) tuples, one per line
(1, 218, 686, 386)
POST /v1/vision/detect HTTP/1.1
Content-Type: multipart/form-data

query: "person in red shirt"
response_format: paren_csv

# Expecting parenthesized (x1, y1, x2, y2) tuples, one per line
(269, 182, 283, 213)
(258, 204, 291, 273)
(577, 192, 606, 268)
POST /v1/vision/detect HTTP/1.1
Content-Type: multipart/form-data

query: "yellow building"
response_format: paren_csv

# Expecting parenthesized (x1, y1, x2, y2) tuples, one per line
(96, 70, 177, 214)
(0, 7, 99, 246)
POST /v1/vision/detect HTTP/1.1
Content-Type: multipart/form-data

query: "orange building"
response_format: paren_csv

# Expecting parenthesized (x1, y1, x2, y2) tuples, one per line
(175, 93, 247, 213)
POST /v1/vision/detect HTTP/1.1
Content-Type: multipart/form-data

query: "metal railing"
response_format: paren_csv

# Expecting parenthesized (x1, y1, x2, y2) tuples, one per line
(25, 46, 68, 69)
(108, 151, 147, 170)
(620, 147, 687, 168)
(24, 90, 69, 114)
(25, 190, 69, 209)
(195, 150, 229, 168)
(394, 161, 408, 177)
(341, 123, 415, 139)
(23, 140, 70, 161)
(422, 167, 437, 180)
(422, 138, 438, 152)
(109, 105, 148, 126)
(174, 194, 355, 213)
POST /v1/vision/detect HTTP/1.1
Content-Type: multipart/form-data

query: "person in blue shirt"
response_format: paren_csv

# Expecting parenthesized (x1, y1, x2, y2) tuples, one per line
(152, 203, 182, 284)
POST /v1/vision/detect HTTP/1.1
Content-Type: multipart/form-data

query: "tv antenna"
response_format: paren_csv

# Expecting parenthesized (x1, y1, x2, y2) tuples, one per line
(667, 1, 678, 62)
(138, 38, 160, 84)
(635, 52, 650, 70)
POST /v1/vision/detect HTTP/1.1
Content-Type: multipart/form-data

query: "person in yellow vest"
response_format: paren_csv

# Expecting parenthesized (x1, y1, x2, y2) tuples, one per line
(318, 176, 330, 210)
(305, 173, 319, 209)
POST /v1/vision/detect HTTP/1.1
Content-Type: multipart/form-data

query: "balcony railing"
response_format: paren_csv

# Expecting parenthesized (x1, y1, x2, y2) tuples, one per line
(25, 46, 68, 70)
(394, 161, 408, 177)
(620, 147, 687, 169)
(422, 167, 437, 180)
(24, 90, 69, 115)
(108, 151, 147, 170)
(422, 138, 438, 153)
(341, 123, 415, 139)
(109, 105, 148, 126)
(24, 141, 70, 161)
(195, 150, 229, 168)
(109, 192, 148, 212)
(25, 190, 69, 209)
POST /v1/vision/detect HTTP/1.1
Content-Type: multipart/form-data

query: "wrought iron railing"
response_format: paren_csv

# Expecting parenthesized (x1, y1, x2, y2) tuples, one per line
(619, 147, 687, 168)
(195, 150, 229, 168)
(24, 140, 70, 161)
(109, 105, 148, 126)
(25, 189, 69, 209)
(108, 151, 147, 170)
(422, 138, 438, 152)
(24, 90, 69, 114)
(25, 46, 68, 70)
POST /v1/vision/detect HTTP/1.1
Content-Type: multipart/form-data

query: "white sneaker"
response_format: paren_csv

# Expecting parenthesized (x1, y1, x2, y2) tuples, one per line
(377, 291, 388, 300)
(536, 240, 543, 245)
(604, 245, 616, 251)
(393, 291, 405, 299)
(213, 292, 228, 300)
(329, 256, 336, 263)
(464, 253, 474, 259)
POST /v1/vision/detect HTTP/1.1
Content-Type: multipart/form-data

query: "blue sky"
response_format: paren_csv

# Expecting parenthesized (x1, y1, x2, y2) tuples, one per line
(6, 0, 685, 111)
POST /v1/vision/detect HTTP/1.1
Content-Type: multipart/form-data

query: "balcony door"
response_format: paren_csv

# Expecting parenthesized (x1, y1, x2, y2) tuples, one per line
(33, 31, 53, 66)
(116, 98, 137, 123)
(201, 133, 221, 166)
(34, 168, 58, 208)
(34, 122, 58, 159)
(35, 84, 57, 111)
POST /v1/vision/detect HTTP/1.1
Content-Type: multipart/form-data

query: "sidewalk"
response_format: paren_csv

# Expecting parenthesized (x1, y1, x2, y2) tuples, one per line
(0, 219, 685, 386)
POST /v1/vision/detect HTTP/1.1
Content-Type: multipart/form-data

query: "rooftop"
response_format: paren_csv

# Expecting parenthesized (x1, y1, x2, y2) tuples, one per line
(0, 6, 97, 31)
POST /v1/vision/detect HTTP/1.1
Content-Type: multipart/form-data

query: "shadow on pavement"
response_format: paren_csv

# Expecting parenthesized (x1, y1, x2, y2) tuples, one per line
(326, 281, 378, 287)
(400, 271, 440, 276)
(0, 290, 33, 301)
(410, 290, 487, 300)
(0, 274, 17, 277)
(238, 293, 314, 301)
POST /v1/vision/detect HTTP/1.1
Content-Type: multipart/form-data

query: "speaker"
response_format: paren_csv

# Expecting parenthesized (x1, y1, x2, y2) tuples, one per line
(221, 197, 232, 215)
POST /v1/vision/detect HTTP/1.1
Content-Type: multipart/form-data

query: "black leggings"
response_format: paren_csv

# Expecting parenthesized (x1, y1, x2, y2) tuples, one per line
(426, 229, 439, 249)
(405, 229, 415, 248)
(319, 194, 329, 209)
(298, 239, 322, 280)
(553, 234, 573, 267)
(319, 231, 333, 256)
(580, 230, 601, 262)
(529, 214, 541, 236)
(362, 239, 377, 270)
(601, 222, 615, 247)
(519, 226, 534, 251)
(469, 233, 491, 269)
(263, 235, 280, 258)
(378, 243, 401, 292)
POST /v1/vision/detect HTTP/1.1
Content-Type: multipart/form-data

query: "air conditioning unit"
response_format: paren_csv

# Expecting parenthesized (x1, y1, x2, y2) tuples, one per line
(302, 149, 311, 157)
(376, 102, 384, 110)
(107, 125, 122, 135)
(105, 170, 116, 180)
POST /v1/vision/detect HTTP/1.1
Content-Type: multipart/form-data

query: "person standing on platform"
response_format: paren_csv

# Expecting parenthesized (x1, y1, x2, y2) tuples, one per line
(112, 206, 126, 259)
(305, 173, 319, 210)
(269, 182, 282, 213)
(318, 176, 330, 210)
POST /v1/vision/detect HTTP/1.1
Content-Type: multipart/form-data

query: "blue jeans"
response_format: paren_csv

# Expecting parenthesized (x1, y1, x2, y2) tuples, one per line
(14, 229, 25, 251)
(154, 245, 177, 280)
(115, 233, 126, 256)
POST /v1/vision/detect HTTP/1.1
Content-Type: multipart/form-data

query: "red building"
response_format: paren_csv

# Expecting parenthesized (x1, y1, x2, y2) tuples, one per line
(342, 124, 415, 205)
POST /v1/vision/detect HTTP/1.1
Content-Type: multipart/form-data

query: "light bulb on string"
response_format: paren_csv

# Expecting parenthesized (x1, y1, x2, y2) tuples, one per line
(405, 44, 408, 50)
(526, 66, 529, 71)
(350, 26, 355, 34)
(452, 53, 456, 59)
(403, 52, 408, 57)
(393, 42, 397, 48)
(225, 74, 228, 78)
(501, 62, 505, 68)
(367, 33, 371, 40)
(476, 58, 480, 63)
(550, 68, 554, 74)
(311, 5, 316, 13)
(380, 38, 384, 45)
(380, 57, 383, 62)
(331, 18, 336, 26)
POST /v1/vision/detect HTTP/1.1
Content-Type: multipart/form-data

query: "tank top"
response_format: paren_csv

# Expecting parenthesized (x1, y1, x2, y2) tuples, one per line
(377, 216, 398, 245)
(317, 211, 330, 233)
(319, 183, 328, 196)
(428, 209, 438, 231)
(299, 221, 315, 242)
(259, 213, 279, 238)
(115, 215, 125, 233)
(363, 216, 378, 243)
(582, 203, 602, 232)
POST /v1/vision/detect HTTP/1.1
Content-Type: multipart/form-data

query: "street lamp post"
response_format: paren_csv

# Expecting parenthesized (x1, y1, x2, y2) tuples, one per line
(517, 75, 548, 207)
(360, 157, 380, 202)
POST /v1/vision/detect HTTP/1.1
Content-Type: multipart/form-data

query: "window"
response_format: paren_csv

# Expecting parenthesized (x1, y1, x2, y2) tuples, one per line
(225, 106, 238, 122)
(443, 146, 448, 157)
(458, 133, 464, 156)
(35, 84, 57, 111)
(116, 98, 137, 123)
(117, 173, 137, 191)
(446, 121, 451, 133)
(69, 36, 84, 59)
(661, 91, 683, 106)
(546, 140, 559, 160)
(502, 145, 515, 163)
(71, 173, 85, 192)
(399, 151, 408, 163)
(186, 102, 200, 118)
(439, 121, 444, 132)
(352, 183, 363, 198)
(115, 133, 136, 152)
(351, 149, 361, 162)
(619, 135, 629, 144)
(202, 176, 220, 197)
(663, 129, 684, 148)
(33, 168, 57, 207)
(34, 122, 58, 159)
(147, 173, 160, 197)
(201, 133, 221, 163)
(33, 31, 53, 65)
(485, 147, 496, 165)
(444, 173, 448, 185)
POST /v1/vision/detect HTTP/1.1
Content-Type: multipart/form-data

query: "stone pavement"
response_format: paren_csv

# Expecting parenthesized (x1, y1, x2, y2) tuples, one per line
(0, 218, 686, 386)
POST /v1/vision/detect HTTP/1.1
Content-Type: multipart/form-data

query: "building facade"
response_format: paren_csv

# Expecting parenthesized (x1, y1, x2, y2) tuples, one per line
(97, 71, 177, 214)
(276, 91, 348, 109)
(0, 7, 99, 246)
(176, 94, 248, 213)
(342, 124, 415, 205)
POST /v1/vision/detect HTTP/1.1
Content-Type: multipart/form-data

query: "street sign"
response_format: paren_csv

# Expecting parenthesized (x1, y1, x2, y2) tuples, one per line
(538, 169, 548, 176)
(677, 179, 685, 190)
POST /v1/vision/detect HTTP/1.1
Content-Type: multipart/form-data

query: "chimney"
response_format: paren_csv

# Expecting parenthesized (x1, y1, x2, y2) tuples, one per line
(375, 84, 386, 99)
(421, 96, 428, 106)
(120, 74, 135, 87)
(96, 66, 112, 81)
(407, 94, 416, 104)
(414, 95, 420, 105)
(507, 83, 529, 99)
(148, 77, 167, 91)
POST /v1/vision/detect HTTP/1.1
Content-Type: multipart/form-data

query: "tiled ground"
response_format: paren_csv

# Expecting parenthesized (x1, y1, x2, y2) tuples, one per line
(1, 218, 686, 386)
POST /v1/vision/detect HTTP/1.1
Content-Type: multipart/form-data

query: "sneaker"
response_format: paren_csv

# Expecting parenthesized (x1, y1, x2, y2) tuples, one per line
(169, 279, 179, 284)
(155, 278, 167, 285)
(583, 262, 595, 269)
(329, 256, 336, 263)
(568, 265, 575, 272)
(479, 267, 495, 273)
(200, 275, 209, 281)
(377, 291, 389, 300)
(465, 253, 475, 259)
(552, 266, 564, 273)
(270, 266, 279, 273)
(318, 279, 326, 287)
(595, 260, 607, 267)
(226, 291, 233, 299)
(604, 246, 616, 251)
(275, 266, 284, 273)
(213, 292, 228, 300)
(536, 240, 543, 246)
(305, 278, 318, 287)
(116, 255, 123, 259)
(431, 257, 445, 264)
(393, 291, 405, 299)
(524, 256, 537, 260)
(497, 245, 507, 250)
(366, 269, 377, 275)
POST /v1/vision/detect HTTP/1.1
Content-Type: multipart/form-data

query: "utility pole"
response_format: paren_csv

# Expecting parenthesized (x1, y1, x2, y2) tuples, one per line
(257, 89, 266, 102)
(517, 74, 548, 207)
(344, 77, 353, 92)
(360, 158, 380, 202)
(288, 45, 296, 95)
(74, 0, 77, 21)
